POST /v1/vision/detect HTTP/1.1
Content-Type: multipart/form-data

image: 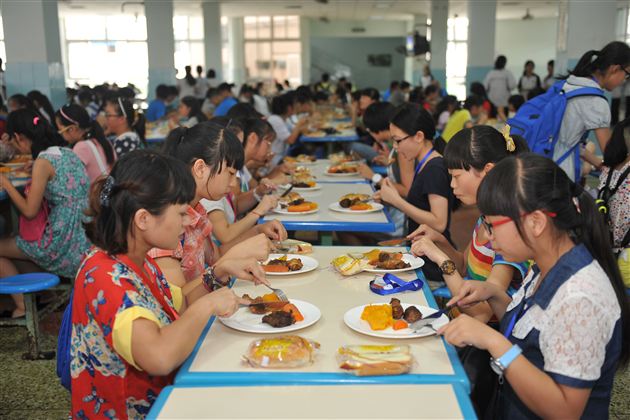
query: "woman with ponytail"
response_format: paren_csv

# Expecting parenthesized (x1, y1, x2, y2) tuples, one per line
(0, 109, 90, 317)
(553, 41, 630, 181)
(56, 104, 116, 182)
(104, 95, 146, 157)
(439, 154, 629, 419)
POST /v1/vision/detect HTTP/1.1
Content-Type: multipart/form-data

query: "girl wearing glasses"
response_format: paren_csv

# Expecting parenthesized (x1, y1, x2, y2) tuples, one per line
(104, 96, 145, 157)
(439, 154, 629, 419)
(375, 103, 454, 281)
(551, 41, 630, 181)
(0, 109, 91, 318)
(55, 104, 116, 183)
(409, 126, 529, 322)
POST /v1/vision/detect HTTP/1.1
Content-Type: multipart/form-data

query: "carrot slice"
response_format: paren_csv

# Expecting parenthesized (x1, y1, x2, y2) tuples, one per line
(263, 264, 290, 273)
(393, 319, 408, 330)
(282, 303, 304, 322)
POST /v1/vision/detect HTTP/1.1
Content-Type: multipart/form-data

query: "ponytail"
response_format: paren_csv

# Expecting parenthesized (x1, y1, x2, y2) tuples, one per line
(57, 104, 116, 165)
(563, 41, 630, 79)
(87, 120, 116, 165)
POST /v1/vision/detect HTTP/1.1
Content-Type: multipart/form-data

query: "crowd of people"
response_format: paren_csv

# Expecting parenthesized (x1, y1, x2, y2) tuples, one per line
(0, 42, 628, 419)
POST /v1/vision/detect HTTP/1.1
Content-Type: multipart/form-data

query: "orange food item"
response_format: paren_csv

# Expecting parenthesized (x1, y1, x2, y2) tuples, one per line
(0, 167, 10, 173)
(263, 264, 290, 273)
(262, 293, 281, 302)
(393, 320, 408, 330)
(360, 304, 393, 330)
(350, 203, 372, 211)
(288, 202, 317, 212)
(282, 303, 304, 322)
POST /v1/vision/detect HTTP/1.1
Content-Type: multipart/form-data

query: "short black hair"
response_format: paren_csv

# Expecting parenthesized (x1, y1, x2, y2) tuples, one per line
(463, 95, 484, 110)
(363, 102, 395, 133)
(217, 82, 232, 93)
(508, 94, 525, 111)
(390, 103, 435, 140)
(360, 87, 380, 102)
(156, 84, 170, 100)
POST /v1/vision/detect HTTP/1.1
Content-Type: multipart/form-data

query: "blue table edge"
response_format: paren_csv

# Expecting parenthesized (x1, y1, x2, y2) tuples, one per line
(147, 382, 477, 419)
(174, 259, 470, 394)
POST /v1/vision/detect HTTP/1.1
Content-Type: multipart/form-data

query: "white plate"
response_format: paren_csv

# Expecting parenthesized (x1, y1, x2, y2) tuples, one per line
(262, 254, 318, 276)
(328, 201, 384, 214)
(292, 184, 321, 192)
(274, 204, 319, 215)
(344, 303, 448, 339)
(219, 299, 321, 334)
(325, 169, 360, 177)
(363, 253, 425, 273)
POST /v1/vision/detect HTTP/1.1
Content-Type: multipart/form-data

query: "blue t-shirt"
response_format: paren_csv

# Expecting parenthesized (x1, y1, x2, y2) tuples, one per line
(146, 100, 166, 122)
(213, 97, 238, 117)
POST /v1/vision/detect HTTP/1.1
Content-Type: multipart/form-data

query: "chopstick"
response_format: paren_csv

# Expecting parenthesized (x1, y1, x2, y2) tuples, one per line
(280, 185, 294, 197)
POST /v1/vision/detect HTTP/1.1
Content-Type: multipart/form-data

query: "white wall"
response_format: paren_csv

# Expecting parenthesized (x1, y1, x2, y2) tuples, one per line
(495, 18, 558, 82)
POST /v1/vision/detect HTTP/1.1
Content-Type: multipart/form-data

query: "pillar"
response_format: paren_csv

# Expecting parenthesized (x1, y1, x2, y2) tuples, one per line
(202, 1, 223, 82)
(430, 0, 448, 88)
(3, 0, 66, 107)
(145, 0, 175, 99)
(555, 0, 617, 76)
(405, 14, 428, 86)
(466, 0, 497, 89)
(300, 17, 311, 85)
(228, 17, 245, 85)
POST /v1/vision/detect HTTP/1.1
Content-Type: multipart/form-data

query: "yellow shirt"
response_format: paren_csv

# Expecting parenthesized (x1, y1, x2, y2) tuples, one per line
(441, 109, 471, 142)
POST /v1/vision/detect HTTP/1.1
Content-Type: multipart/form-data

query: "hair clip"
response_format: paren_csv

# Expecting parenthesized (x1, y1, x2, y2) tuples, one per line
(100, 176, 116, 207)
(33, 116, 39, 126)
(501, 124, 516, 152)
(572, 197, 582, 214)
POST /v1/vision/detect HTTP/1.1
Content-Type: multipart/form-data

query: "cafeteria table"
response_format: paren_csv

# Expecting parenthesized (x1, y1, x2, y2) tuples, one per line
(260, 182, 394, 245)
(175, 246, 470, 393)
(148, 383, 476, 419)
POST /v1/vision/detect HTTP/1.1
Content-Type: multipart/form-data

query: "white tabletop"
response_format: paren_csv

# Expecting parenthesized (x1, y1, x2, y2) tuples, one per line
(175, 246, 469, 391)
(149, 383, 476, 419)
(262, 183, 394, 233)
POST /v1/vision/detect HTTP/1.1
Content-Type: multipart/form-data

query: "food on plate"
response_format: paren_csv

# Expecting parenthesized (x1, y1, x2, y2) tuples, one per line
(337, 344, 413, 376)
(327, 163, 358, 174)
(329, 152, 356, 164)
(242, 293, 305, 325)
(243, 335, 320, 369)
(350, 203, 373, 211)
(276, 239, 313, 254)
(262, 255, 304, 272)
(360, 299, 424, 331)
(336, 122, 354, 130)
(288, 202, 318, 212)
(8, 155, 31, 163)
(285, 154, 316, 163)
(291, 171, 316, 188)
(360, 304, 393, 330)
(363, 250, 411, 270)
(331, 254, 369, 276)
(262, 311, 295, 328)
(338, 193, 370, 208)
(242, 293, 286, 314)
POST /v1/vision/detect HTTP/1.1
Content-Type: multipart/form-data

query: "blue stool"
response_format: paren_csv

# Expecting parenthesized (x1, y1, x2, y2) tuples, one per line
(0, 273, 60, 360)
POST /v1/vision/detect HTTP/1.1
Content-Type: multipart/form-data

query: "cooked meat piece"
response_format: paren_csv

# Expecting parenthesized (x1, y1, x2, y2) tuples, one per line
(286, 258, 304, 271)
(339, 198, 352, 208)
(378, 252, 390, 262)
(262, 310, 295, 328)
(293, 182, 311, 188)
(390, 298, 404, 320)
(376, 259, 410, 270)
(249, 303, 270, 314)
(268, 259, 286, 266)
(403, 306, 423, 323)
(289, 198, 305, 206)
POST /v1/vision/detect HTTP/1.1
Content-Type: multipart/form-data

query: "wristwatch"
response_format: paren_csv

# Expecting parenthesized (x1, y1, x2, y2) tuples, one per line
(371, 173, 383, 184)
(439, 259, 457, 275)
(490, 344, 522, 377)
(202, 266, 229, 292)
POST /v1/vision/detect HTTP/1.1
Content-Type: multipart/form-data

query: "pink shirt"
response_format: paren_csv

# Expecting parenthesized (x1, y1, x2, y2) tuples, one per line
(73, 139, 113, 183)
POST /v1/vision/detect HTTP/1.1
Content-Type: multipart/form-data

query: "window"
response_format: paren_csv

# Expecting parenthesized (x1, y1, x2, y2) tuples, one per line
(62, 15, 149, 97)
(243, 16, 301, 86)
(0, 16, 5, 65)
(174, 15, 205, 79)
(446, 16, 468, 101)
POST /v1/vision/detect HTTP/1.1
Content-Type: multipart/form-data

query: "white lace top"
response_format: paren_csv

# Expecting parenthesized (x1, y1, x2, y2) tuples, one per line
(506, 253, 620, 382)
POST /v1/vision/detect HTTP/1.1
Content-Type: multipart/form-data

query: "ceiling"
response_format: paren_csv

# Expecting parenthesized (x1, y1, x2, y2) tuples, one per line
(56, 0, 572, 21)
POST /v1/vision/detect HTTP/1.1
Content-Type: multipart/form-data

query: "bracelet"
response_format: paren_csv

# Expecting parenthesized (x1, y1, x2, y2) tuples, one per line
(202, 266, 229, 292)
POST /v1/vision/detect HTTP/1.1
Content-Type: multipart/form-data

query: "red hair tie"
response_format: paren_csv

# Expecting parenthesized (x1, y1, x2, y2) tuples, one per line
(33, 116, 39, 125)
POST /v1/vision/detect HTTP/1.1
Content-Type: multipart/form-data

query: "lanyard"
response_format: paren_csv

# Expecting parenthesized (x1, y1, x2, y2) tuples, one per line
(414, 148, 434, 178)
(504, 294, 533, 338)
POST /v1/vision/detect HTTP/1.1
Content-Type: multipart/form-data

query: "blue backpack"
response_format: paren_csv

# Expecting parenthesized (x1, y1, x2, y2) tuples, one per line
(56, 290, 73, 391)
(507, 80, 605, 180)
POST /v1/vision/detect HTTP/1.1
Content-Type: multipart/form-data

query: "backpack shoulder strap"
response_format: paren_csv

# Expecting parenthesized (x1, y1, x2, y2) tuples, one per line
(620, 228, 630, 249)
(609, 164, 630, 197)
(563, 86, 606, 100)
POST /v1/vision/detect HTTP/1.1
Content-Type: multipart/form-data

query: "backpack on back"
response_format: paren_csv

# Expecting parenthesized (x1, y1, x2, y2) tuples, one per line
(507, 80, 605, 179)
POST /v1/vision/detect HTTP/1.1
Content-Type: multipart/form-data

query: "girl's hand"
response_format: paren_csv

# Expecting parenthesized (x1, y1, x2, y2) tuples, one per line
(410, 237, 448, 264)
(255, 178, 277, 195)
(372, 155, 389, 166)
(215, 257, 269, 287)
(223, 233, 272, 262)
(357, 163, 374, 180)
(259, 220, 287, 241)
(372, 190, 382, 203)
(205, 287, 249, 318)
(446, 280, 500, 308)
(1, 133, 10, 144)
(378, 178, 401, 204)
(407, 224, 446, 244)
(254, 194, 278, 215)
(437, 313, 502, 349)
(0, 173, 9, 189)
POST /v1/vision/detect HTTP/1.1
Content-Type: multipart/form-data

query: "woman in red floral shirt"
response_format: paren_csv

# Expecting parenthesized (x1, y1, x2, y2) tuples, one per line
(71, 150, 264, 419)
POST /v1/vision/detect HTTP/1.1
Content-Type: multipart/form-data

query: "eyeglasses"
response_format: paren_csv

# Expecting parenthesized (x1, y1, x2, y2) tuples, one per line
(391, 134, 412, 145)
(57, 125, 73, 134)
(481, 211, 557, 236)
(623, 67, 630, 80)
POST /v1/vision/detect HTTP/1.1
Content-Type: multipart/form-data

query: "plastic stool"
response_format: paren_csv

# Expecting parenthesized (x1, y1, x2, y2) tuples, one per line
(0, 273, 60, 360)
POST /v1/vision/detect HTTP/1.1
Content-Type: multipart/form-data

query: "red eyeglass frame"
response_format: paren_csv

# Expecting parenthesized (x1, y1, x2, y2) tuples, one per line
(481, 211, 557, 235)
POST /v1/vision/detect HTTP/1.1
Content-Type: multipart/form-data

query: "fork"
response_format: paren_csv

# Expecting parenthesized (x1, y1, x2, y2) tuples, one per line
(263, 283, 289, 302)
